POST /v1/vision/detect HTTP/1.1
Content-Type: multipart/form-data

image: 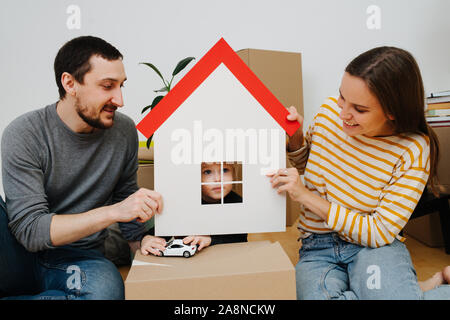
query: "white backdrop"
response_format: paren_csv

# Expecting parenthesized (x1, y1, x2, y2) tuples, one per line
(1, 0, 449, 197)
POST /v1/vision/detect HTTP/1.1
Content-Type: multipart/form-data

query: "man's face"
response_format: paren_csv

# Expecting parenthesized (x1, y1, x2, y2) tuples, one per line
(74, 55, 127, 130)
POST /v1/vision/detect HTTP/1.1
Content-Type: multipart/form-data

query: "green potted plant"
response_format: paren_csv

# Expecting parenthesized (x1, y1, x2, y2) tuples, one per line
(140, 57, 195, 148)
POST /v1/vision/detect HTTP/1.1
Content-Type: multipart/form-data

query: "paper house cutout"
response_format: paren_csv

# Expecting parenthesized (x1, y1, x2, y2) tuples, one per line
(137, 38, 300, 236)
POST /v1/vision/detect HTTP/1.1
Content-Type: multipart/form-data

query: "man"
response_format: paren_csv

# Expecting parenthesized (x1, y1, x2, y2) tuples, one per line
(0, 36, 161, 299)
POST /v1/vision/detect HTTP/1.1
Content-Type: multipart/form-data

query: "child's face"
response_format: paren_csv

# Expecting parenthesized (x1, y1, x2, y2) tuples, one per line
(201, 163, 233, 203)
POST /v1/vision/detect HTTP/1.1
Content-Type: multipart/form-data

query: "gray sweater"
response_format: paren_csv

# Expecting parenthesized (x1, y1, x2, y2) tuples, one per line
(1, 103, 146, 252)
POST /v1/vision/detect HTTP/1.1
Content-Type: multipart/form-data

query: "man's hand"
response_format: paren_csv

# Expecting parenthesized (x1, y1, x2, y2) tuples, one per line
(140, 235, 167, 256)
(50, 188, 163, 248)
(112, 188, 163, 223)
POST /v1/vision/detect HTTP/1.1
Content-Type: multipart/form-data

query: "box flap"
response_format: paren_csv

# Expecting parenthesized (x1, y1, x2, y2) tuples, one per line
(126, 241, 293, 283)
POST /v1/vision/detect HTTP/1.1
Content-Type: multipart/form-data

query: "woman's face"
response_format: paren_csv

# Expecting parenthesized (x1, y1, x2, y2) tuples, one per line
(337, 72, 395, 137)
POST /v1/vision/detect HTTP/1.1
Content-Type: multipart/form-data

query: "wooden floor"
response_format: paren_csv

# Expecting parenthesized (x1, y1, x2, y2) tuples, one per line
(119, 221, 450, 282)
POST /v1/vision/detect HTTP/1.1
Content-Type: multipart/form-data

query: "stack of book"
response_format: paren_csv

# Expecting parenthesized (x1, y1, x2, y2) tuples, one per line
(426, 90, 450, 127)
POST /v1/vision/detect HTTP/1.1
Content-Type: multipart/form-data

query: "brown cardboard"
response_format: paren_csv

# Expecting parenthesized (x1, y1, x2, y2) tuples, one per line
(138, 146, 154, 161)
(236, 48, 304, 116)
(404, 212, 445, 247)
(403, 125, 450, 247)
(237, 48, 303, 226)
(434, 126, 450, 194)
(137, 164, 154, 190)
(125, 241, 296, 300)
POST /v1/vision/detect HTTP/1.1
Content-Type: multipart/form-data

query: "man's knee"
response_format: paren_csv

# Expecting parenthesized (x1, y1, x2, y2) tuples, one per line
(70, 257, 124, 300)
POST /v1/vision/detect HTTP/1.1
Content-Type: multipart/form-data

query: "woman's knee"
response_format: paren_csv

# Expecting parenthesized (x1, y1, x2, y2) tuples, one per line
(349, 241, 422, 299)
(296, 260, 352, 300)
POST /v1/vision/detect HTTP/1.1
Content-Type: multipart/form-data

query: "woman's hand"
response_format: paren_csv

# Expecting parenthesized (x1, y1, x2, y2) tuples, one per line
(286, 106, 304, 152)
(183, 235, 212, 251)
(269, 168, 331, 221)
(140, 235, 167, 256)
(269, 168, 306, 202)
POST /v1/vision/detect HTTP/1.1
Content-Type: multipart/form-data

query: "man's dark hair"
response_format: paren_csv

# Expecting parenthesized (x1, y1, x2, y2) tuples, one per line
(54, 36, 123, 99)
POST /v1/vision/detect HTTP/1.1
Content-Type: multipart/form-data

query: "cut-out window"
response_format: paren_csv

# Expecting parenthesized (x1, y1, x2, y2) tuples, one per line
(201, 161, 242, 205)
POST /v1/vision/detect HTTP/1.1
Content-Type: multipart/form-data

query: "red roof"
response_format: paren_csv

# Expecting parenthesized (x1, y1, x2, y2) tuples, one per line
(136, 38, 300, 138)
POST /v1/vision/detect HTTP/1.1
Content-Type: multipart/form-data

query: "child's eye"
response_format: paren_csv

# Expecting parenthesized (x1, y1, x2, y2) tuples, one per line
(203, 170, 211, 175)
(102, 85, 112, 90)
(223, 168, 230, 173)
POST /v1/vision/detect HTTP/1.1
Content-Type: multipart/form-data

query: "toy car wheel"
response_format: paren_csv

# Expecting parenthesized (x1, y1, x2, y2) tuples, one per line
(183, 251, 190, 258)
(160, 250, 164, 257)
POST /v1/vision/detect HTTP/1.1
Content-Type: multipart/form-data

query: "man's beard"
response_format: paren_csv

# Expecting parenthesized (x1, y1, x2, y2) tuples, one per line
(75, 100, 115, 130)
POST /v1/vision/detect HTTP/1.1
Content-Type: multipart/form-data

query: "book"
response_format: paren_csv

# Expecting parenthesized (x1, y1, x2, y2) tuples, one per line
(427, 101, 450, 110)
(426, 108, 450, 117)
(426, 115, 450, 123)
(430, 90, 450, 98)
(426, 95, 450, 104)
(429, 121, 450, 128)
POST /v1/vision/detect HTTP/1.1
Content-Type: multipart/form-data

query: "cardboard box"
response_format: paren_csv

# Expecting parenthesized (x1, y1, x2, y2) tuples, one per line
(403, 125, 450, 247)
(236, 48, 304, 116)
(237, 48, 303, 226)
(404, 211, 445, 247)
(138, 145, 154, 161)
(137, 163, 154, 190)
(125, 241, 296, 300)
(434, 126, 450, 194)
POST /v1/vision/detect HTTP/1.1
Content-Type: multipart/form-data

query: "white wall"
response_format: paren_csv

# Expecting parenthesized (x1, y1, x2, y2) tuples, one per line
(1, 0, 449, 197)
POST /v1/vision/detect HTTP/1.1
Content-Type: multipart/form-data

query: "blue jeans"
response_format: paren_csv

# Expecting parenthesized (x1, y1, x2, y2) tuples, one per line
(296, 232, 450, 300)
(0, 196, 124, 300)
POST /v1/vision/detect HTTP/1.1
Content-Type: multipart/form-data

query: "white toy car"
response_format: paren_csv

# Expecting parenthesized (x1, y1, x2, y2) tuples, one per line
(160, 239, 197, 258)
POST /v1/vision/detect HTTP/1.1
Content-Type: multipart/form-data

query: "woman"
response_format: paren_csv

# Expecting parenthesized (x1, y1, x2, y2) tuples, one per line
(270, 46, 450, 299)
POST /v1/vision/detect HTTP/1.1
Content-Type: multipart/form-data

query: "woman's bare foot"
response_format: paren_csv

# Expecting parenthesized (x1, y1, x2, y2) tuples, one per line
(419, 272, 444, 292)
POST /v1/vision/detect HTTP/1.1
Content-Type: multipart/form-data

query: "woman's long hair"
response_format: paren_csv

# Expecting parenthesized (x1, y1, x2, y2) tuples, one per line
(345, 47, 440, 196)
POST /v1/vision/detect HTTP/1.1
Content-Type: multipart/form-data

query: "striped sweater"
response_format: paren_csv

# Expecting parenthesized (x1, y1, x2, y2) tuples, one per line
(288, 97, 430, 248)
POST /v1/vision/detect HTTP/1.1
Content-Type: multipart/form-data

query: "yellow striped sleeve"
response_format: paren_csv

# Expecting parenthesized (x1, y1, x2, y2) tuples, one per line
(326, 155, 430, 248)
(287, 117, 316, 174)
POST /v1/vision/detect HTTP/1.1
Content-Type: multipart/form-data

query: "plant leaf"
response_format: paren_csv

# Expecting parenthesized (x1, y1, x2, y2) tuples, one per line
(141, 105, 152, 114)
(139, 62, 166, 85)
(146, 135, 153, 149)
(141, 95, 164, 114)
(172, 57, 195, 76)
(154, 86, 169, 93)
(150, 95, 164, 108)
